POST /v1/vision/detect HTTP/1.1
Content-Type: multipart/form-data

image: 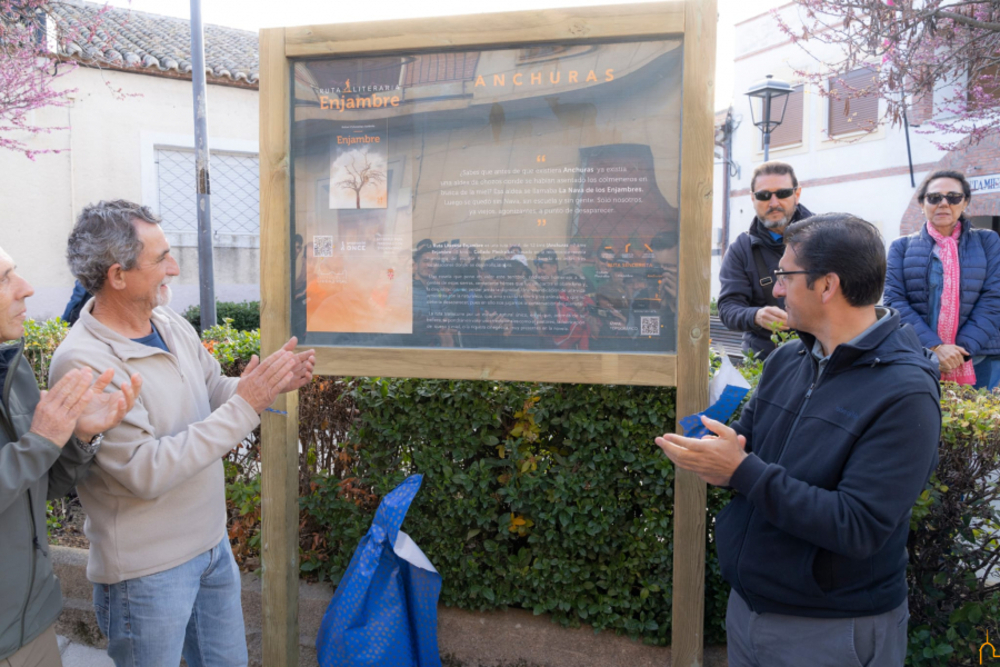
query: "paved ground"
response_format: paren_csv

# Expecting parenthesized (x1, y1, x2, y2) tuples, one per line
(58, 635, 113, 667)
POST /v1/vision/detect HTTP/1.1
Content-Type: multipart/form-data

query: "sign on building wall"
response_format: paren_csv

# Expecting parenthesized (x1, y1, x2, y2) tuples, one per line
(289, 41, 683, 355)
(970, 173, 1000, 196)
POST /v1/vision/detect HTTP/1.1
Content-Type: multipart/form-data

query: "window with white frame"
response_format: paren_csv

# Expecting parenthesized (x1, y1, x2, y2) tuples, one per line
(155, 148, 260, 236)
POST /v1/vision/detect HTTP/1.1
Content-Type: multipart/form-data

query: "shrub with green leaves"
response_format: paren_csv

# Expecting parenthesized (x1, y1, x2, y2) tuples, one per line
(296, 377, 733, 646)
(201, 319, 261, 371)
(21, 318, 69, 389)
(905, 385, 1000, 666)
(183, 300, 260, 333)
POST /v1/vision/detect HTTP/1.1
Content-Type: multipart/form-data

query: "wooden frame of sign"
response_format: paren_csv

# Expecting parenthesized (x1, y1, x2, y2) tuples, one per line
(259, 1, 715, 663)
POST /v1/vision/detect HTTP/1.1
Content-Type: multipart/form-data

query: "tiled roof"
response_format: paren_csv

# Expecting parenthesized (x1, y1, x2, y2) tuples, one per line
(49, 1, 259, 86)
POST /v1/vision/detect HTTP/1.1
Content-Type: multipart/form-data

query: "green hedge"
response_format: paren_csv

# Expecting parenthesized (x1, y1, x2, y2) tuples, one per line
(296, 377, 732, 645)
(182, 300, 260, 333)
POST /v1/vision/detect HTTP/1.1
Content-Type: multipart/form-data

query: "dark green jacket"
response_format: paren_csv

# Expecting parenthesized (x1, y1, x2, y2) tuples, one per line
(0, 341, 96, 660)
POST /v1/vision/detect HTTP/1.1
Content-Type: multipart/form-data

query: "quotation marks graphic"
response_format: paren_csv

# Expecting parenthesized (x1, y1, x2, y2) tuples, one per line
(536, 155, 546, 162)
(537, 219, 547, 226)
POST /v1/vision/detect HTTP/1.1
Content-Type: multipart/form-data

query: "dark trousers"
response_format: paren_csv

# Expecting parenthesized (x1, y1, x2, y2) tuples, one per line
(726, 589, 909, 667)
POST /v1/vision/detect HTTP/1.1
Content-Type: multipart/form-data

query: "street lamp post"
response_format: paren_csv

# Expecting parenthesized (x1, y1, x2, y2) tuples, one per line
(746, 74, 793, 162)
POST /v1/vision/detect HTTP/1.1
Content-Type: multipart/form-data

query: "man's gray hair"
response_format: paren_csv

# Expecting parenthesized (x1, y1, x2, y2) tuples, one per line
(67, 200, 162, 294)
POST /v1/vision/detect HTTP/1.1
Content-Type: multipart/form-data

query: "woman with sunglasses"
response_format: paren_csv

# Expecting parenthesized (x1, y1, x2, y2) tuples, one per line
(885, 169, 1000, 390)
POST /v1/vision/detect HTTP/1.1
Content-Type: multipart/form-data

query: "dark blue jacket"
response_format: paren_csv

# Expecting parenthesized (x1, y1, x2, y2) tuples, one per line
(718, 205, 814, 358)
(717, 309, 940, 618)
(884, 222, 1000, 357)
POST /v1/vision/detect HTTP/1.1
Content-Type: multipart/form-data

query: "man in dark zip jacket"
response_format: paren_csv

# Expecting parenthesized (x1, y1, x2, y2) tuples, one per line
(0, 246, 138, 666)
(718, 161, 813, 360)
(658, 214, 940, 666)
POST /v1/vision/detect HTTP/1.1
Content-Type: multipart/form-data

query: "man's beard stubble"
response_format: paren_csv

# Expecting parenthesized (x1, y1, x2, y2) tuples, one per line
(761, 209, 793, 230)
(156, 281, 173, 308)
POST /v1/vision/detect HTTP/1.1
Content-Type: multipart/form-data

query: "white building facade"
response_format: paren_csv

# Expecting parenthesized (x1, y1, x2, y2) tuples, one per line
(711, 3, 1000, 297)
(3, 3, 261, 320)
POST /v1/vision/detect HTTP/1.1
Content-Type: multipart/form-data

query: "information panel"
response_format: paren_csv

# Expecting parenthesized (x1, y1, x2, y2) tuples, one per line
(290, 39, 682, 353)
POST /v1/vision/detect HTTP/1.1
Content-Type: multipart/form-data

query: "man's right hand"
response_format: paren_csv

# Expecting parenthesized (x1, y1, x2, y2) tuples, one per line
(236, 350, 297, 413)
(754, 306, 789, 331)
(30, 368, 96, 448)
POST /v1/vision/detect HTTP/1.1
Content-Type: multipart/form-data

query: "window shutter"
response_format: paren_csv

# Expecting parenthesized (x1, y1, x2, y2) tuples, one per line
(968, 63, 1000, 111)
(766, 85, 804, 149)
(829, 68, 878, 136)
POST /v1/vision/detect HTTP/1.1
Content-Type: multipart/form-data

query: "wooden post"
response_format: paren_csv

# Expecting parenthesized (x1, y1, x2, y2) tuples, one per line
(259, 27, 300, 667)
(671, 0, 717, 665)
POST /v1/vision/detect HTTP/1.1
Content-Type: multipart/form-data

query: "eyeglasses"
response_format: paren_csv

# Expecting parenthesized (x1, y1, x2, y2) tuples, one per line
(924, 193, 965, 206)
(772, 269, 812, 286)
(753, 188, 796, 202)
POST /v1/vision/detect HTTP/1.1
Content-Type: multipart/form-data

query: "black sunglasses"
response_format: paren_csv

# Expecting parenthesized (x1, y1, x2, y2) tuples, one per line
(753, 188, 796, 201)
(924, 193, 965, 206)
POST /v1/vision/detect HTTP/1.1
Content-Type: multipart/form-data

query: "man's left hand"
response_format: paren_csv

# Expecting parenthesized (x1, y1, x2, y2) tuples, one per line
(655, 416, 748, 487)
(279, 337, 316, 392)
(74, 369, 143, 443)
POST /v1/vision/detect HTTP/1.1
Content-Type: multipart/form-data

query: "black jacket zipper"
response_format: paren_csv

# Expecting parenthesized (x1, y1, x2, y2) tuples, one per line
(733, 355, 820, 611)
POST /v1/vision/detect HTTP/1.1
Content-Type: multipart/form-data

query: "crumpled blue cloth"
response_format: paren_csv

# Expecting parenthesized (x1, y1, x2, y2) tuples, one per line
(317, 474, 442, 667)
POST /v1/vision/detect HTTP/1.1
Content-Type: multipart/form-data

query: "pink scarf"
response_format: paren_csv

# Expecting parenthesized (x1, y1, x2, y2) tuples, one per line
(926, 221, 976, 385)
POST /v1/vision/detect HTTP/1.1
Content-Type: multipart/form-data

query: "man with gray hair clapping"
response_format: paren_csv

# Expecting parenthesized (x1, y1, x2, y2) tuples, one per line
(50, 200, 315, 667)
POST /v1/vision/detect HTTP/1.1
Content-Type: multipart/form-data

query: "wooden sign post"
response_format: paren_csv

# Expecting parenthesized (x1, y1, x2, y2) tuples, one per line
(259, 2, 715, 663)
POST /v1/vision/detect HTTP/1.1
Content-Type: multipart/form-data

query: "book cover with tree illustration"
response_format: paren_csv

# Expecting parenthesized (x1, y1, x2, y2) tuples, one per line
(329, 120, 388, 209)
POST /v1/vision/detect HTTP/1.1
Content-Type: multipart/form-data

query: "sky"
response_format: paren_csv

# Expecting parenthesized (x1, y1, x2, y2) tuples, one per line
(100, 0, 788, 111)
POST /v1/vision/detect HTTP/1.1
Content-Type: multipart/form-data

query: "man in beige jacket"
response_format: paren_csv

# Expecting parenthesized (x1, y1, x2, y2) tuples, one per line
(50, 200, 315, 667)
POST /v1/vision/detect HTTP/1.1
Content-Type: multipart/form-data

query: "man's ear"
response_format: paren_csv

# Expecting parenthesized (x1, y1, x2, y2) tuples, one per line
(105, 264, 127, 291)
(820, 272, 841, 304)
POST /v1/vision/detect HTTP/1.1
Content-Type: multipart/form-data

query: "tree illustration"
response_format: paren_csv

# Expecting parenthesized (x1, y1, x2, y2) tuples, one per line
(336, 151, 386, 209)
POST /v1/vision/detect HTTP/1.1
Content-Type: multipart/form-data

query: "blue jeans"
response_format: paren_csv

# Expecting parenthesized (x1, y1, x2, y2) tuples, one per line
(93, 539, 248, 667)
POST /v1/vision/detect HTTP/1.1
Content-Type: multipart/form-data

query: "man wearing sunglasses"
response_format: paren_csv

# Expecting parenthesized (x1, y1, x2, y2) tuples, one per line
(718, 161, 813, 360)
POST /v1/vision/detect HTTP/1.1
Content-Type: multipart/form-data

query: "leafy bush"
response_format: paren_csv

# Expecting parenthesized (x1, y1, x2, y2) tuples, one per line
(21, 318, 69, 389)
(183, 300, 260, 333)
(292, 377, 734, 646)
(905, 385, 1000, 666)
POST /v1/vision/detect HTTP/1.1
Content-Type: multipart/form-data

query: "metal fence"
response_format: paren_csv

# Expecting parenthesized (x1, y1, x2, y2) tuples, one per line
(155, 148, 260, 236)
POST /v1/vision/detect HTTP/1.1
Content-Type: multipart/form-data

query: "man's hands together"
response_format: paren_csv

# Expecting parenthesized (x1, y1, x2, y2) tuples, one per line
(31, 368, 141, 448)
(655, 416, 748, 487)
(236, 337, 316, 414)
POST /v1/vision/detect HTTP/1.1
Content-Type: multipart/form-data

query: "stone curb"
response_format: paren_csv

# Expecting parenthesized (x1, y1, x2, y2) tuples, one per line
(51, 546, 727, 667)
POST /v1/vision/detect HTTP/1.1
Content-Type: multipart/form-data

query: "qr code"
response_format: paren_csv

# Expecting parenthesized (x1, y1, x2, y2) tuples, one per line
(640, 316, 660, 336)
(313, 236, 333, 257)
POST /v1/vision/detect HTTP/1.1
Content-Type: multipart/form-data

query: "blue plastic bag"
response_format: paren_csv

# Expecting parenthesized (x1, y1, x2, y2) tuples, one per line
(316, 474, 442, 667)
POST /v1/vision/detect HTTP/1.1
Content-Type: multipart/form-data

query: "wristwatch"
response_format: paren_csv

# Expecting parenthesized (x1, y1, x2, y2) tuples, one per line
(81, 432, 104, 453)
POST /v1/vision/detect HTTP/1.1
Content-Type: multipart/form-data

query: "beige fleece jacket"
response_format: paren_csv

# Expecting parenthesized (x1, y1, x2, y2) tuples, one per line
(49, 302, 260, 584)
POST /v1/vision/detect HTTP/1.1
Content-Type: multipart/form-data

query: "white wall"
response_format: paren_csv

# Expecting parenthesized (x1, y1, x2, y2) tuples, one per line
(719, 5, 954, 252)
(0, 66, 260, 320)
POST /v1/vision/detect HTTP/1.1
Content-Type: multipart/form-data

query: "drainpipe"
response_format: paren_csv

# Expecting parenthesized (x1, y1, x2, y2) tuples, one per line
(902, 91, 915, 188)
(716, 108, 738, 257)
